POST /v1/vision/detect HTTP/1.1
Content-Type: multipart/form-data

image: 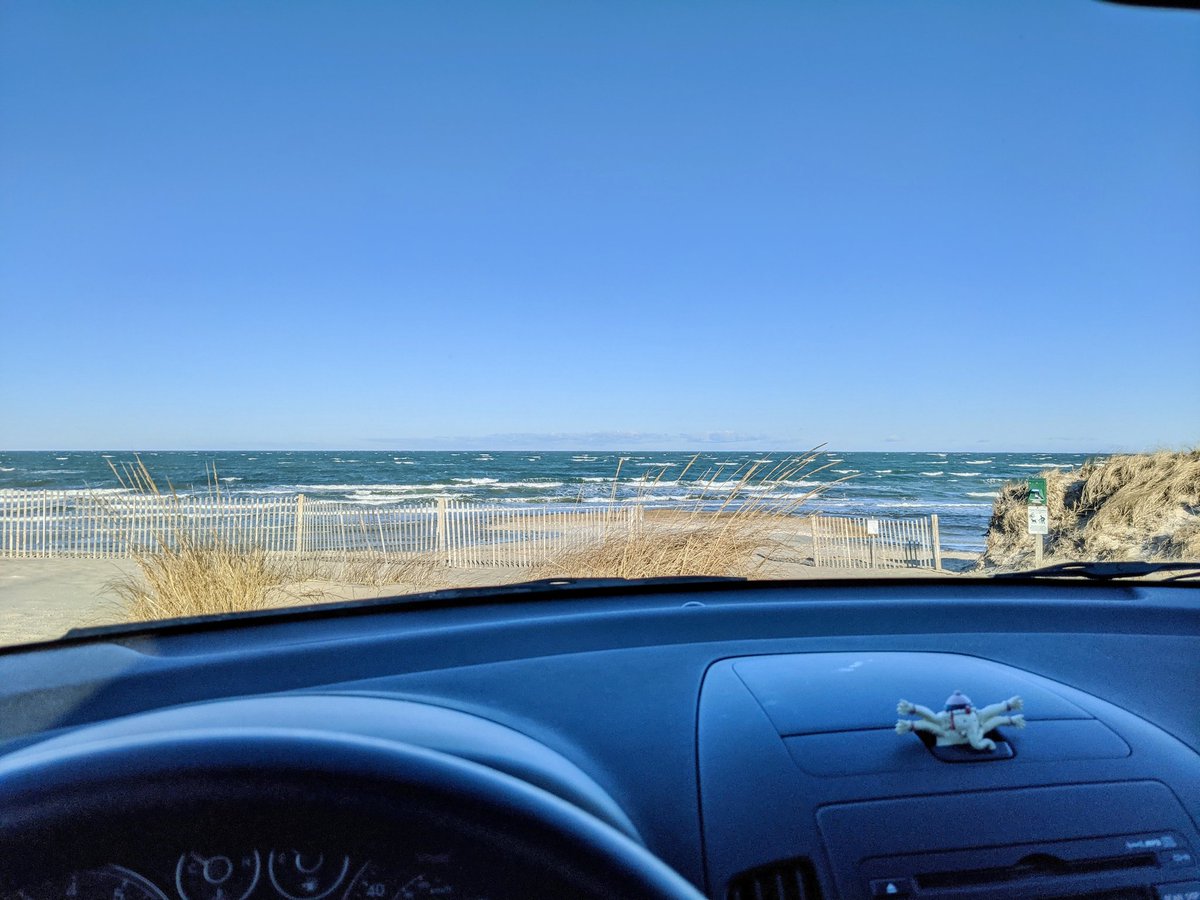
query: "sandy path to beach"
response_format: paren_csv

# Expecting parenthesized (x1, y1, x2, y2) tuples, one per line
(0, 541, 979, 647)
(0, 558, 139, 644)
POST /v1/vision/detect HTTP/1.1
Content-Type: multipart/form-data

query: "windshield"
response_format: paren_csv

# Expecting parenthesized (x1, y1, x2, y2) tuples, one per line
(1, 1, 1197, 646)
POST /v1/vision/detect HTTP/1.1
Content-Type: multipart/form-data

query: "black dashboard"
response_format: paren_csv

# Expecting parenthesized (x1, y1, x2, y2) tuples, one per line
(0, 578, 1197, 900)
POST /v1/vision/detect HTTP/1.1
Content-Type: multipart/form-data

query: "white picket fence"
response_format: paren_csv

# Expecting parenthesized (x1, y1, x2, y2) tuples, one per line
(0, 490, 941, 571)
(810, 513, 942, 570)
(0, 491, 643, 567)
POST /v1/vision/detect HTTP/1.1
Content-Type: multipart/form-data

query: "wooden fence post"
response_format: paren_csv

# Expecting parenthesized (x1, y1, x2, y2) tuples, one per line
(930, 514, 942, 571)
(436, 496, 448, 563)
(294, 494, 306, 554)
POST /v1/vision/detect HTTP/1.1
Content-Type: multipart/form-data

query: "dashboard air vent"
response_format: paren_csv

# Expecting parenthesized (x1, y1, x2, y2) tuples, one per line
(726, 857, 821, 900)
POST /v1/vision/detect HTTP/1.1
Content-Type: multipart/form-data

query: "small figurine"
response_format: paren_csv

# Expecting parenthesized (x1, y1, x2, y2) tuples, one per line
(896, 690, 1025, 751)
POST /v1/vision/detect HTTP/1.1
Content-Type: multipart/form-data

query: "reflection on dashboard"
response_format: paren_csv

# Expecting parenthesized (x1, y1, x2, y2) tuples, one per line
(6, 851, 495, 900)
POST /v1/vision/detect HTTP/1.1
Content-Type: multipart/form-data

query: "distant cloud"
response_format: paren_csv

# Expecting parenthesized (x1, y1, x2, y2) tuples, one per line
(883, 435, 903, 443)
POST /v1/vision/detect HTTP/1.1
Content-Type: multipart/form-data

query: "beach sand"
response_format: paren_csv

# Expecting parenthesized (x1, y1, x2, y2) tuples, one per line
(0, 539, 981, 647)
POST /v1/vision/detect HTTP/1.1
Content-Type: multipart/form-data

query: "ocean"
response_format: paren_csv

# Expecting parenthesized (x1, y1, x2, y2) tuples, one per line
(0, 450, 1094, 553)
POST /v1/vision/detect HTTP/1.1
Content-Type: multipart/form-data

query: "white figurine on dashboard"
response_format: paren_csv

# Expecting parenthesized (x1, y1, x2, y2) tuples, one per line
(895, 690, 1025, 751)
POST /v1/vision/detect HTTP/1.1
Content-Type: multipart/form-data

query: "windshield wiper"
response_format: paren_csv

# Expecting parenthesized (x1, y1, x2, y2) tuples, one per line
(992, 561, 1200, 582)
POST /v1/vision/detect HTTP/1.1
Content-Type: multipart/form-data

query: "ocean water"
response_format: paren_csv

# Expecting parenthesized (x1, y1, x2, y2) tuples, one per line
(0, 450, 1094, 552)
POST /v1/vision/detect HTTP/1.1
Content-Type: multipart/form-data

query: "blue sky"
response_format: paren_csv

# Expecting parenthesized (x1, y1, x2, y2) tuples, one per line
(2, 1, 1197, 452)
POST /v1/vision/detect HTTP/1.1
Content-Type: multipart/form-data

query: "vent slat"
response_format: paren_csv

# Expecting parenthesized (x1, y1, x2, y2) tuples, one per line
(725, 857, 821, 900)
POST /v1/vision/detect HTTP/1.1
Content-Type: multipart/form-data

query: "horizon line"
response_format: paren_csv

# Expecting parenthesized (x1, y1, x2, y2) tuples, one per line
(0, 446, 1130, 454)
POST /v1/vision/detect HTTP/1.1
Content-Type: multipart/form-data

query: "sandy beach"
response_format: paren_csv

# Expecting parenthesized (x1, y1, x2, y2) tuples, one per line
(0, 539, 980, 647)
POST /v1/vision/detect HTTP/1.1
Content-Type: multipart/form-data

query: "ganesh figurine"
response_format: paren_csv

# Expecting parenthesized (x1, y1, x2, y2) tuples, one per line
(896, 690, 1025, 751)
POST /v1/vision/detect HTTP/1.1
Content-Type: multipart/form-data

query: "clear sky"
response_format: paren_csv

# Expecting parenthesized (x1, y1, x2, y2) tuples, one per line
(1, 1, 1197, 452)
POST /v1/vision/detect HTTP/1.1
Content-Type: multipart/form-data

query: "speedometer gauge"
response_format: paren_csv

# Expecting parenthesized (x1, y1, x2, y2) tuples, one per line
(343, 859, 492, 900)
(343, 862, 457, 900)
(176, 851, 261, 900)
(65, 867, 170, 900)
(269, 851, 350, 900)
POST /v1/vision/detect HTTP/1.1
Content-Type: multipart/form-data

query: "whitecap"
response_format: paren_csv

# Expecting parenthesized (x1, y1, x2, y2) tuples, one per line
(874, 469, 893, 474)
(0, 467, 13, 472)
(486, 481, 565, 489)
(345, 491, 464, 504)
(298, 482, 452, 492)
(220, 477, 242, 482)
(949, 472, 980, 477)
(0, 487, 128, 498)
(54, 457, 70, 461)
(453, 477, 498, 485)
(967, 491, 1000, 499)
(965, 459, 993, 465)
(1013, 463, 1073, 469)
(920, 471, 944, 476)
(826, 499, 991, 510)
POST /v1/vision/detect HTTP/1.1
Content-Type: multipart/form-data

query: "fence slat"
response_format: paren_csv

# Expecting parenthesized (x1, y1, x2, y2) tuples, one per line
(0, 490, 944, 571)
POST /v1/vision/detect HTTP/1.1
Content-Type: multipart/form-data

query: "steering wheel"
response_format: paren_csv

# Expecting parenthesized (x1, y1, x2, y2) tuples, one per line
(0, 729, 706, 899)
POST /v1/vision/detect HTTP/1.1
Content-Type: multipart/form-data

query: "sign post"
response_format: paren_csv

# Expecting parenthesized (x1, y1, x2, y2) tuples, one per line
(1026, 477, 1048, 565)
(866, 518, 879, 568)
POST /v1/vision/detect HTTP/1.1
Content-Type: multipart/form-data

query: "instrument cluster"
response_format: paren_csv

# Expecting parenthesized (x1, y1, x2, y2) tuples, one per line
(7, 849, 496, 900)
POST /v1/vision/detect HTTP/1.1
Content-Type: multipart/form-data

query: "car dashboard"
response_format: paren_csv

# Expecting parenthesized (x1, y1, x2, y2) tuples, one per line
(0, 578, 1197, 900)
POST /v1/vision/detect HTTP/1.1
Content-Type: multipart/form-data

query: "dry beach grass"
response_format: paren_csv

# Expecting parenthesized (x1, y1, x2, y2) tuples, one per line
(978, 449, 1200, 569)
(101, 450, 848, 621)
(537, 449, 849, 579)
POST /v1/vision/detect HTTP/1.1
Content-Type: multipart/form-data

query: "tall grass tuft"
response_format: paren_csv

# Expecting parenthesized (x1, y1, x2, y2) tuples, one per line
(104, 455, 318, 620)
(539, 447, 848, 579)
(109, 539, 306, 621)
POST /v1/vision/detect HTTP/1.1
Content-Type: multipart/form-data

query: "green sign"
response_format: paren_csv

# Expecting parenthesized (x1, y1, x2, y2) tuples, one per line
(1027, 477, 1047, 507)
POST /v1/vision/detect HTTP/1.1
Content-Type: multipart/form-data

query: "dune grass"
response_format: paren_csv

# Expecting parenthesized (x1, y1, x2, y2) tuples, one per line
(102, 456, 317, 620)
(104, 449, 842, 622)
(108, 538, 309, 621)
(979, 448, 1200, 569)
(539, 447, 846, 579)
